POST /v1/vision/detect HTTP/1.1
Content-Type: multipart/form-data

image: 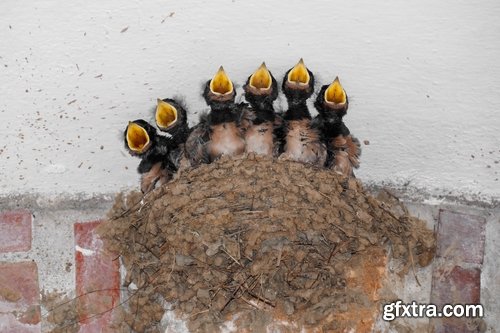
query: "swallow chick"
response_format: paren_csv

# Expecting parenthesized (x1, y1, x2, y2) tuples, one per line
(314, 77, 361, 177)
(154, 98, 191, 170)
(185, 66, 245, 166)
(124, 119, 175, 193)
(241, 62, 281, 157)
(279, 59, 327, 166)
(155, 98, 190, 144)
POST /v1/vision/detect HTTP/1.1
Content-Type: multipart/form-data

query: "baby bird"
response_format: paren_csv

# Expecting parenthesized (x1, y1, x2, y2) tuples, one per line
(155, 98, 190, 144)
(241, 62, 280, 157)
(124, 119, 175, 193)
(185, 66, 245, 166)
(314, 77, 361, 177)
(280, 59, 326, 166)
(154, 98, 191, 169)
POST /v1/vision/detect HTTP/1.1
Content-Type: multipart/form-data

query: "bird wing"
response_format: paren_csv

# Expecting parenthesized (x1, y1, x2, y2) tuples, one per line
(137, 158, 155, 174)
(237, 103, 254, 135)
(335, 123, 361, 169)
(345, 135, 361, 168)
(140, 162, 171, 194)
(332, 150, 353, 178)
(184, 113, 211, 167)
(273, 112, 287, 156)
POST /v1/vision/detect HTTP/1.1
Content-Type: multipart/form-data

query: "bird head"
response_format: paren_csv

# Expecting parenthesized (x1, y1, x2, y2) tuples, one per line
(282, 58, 315, 104)
(155, 98, 188, 132)
(243, 62, 278, 109)
(124, 119, 156, 156)
(155, 99, 178, 131)
(315, 77, 349, 122)
(203, 66, 236, 110)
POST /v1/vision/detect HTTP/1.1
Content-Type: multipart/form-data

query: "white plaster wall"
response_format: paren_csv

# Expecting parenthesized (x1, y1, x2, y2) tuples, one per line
(1, 0, 499, 202)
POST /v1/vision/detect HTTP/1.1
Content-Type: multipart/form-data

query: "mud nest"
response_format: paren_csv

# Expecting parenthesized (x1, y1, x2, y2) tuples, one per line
(99, 155, 435, 332)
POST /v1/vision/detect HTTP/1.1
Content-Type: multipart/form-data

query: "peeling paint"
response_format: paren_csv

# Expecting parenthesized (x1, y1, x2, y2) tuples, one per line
(75, 245, 95, 257)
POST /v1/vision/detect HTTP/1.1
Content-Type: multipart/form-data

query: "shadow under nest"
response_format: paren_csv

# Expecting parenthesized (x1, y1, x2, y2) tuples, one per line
(98, 154, 436, 332)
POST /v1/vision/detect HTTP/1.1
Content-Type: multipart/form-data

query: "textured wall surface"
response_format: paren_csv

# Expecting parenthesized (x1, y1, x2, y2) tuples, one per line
(1, 0, 499, 203)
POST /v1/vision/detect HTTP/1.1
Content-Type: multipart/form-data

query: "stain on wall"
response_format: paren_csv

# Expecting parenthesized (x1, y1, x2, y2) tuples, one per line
(0, 0, 499, 202)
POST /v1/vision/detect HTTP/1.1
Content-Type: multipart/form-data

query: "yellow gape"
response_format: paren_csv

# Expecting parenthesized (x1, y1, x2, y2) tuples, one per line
(156, 99, 178, 130)
(210, 66, 234, 95)
(126, 122, 151, 153)
(287, 58, 310, 85)
(249, 62, 272, 90)
(324, 77, 347, 105)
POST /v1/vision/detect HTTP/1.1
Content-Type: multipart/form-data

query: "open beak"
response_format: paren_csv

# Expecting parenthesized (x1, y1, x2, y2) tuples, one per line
(126, 121, 151, 154)
(155, 99, 178, 130)
(324, 77, 347, 105)
(209, 66, 234, 95)
(287, 58, 310, 86)
(249, 62, 272, 90)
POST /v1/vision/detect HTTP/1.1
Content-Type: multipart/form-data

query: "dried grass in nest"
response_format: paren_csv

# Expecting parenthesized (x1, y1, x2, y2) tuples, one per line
(98, 154, 436, 332)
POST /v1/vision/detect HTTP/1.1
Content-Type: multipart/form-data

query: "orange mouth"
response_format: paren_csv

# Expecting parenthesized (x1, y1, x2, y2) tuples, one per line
(249, 62, 272, 90)
(324, 77, 346, 105)
(155, 99, 178, 130)
(209, 66, 234, 95)
(287, 58, 310, 86)
(126, 122, 151, 153)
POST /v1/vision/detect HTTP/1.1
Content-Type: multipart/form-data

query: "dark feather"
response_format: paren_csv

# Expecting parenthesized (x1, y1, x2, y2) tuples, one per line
(314, 84, 361, 175)
(185, 113, 211, 166)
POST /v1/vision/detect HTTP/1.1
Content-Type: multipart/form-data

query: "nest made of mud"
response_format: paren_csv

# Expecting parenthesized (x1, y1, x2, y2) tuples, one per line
(99, 155, 435, 332)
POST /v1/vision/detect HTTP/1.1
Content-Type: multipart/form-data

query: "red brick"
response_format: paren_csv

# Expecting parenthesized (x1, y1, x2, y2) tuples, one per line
(74, 221, 120, 333)
(436, 210, 486, 265)
(431, 266, 480, 306)
(0, 261, 41, 332)
(431, 210, 486, 333)
(0, 210, 32, 253)
(431, 266, 481, 333)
